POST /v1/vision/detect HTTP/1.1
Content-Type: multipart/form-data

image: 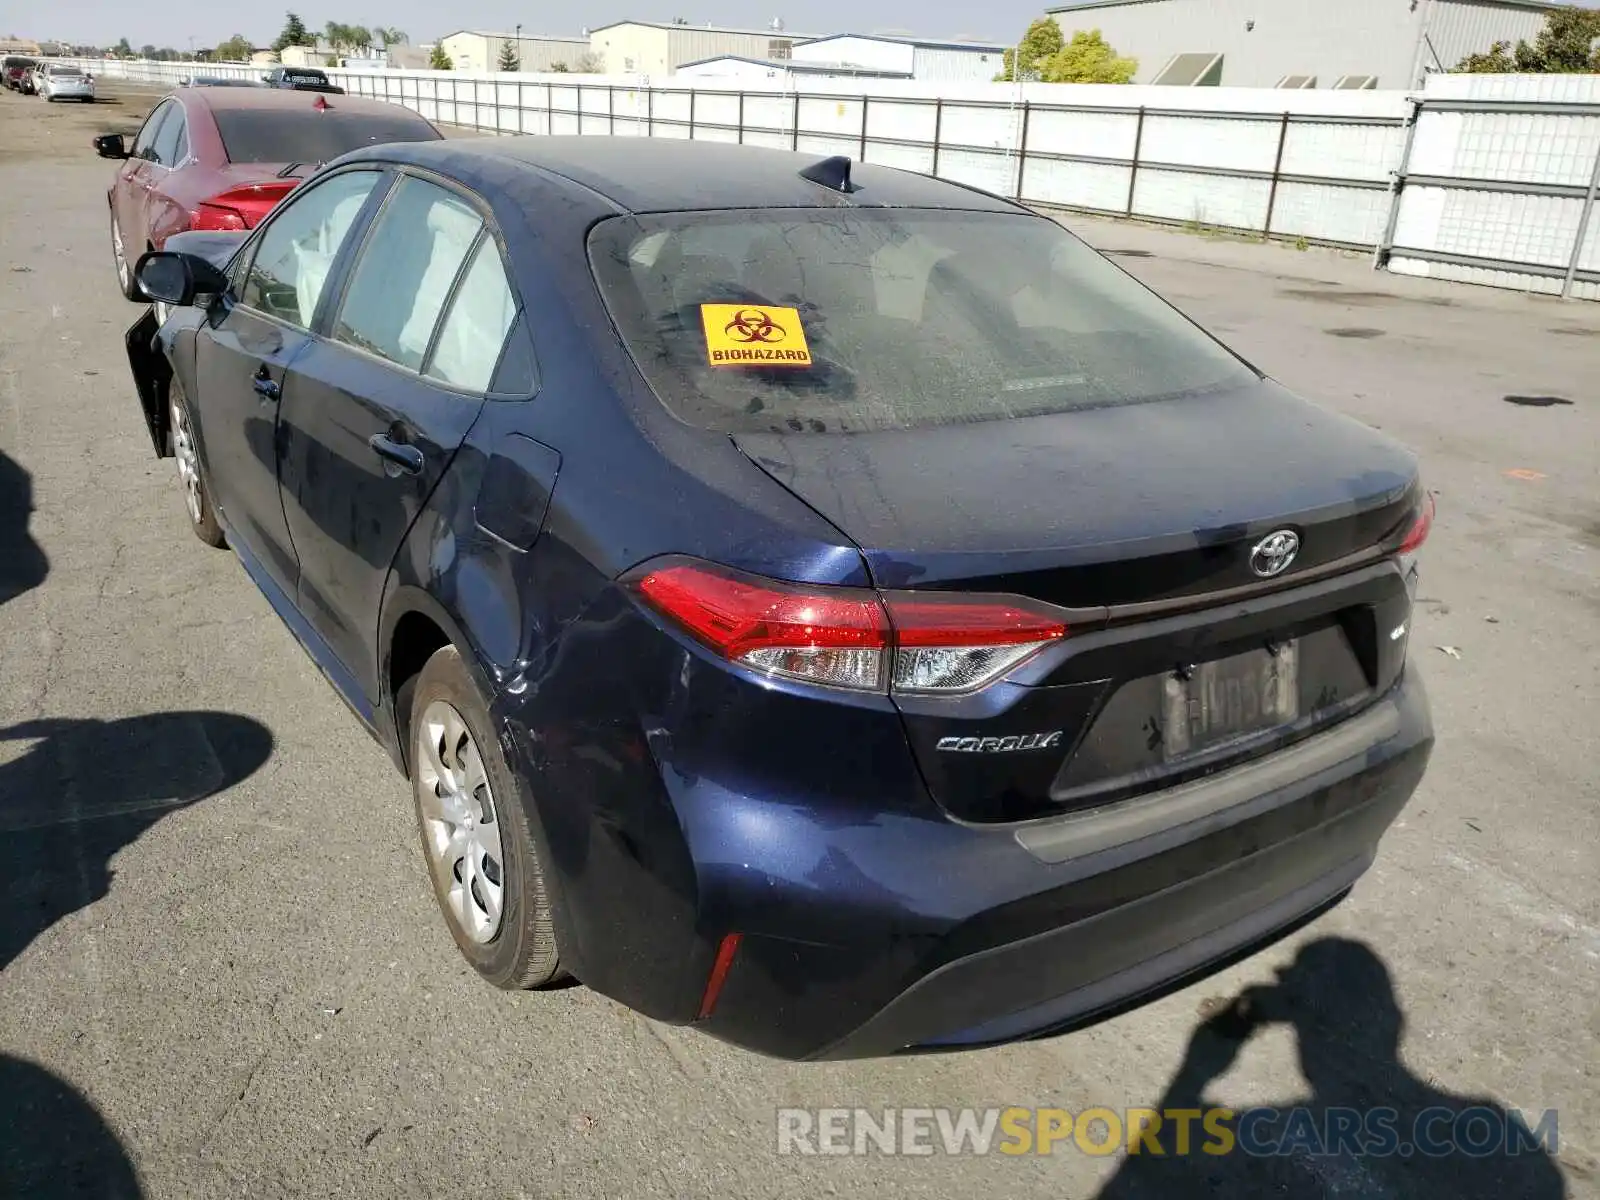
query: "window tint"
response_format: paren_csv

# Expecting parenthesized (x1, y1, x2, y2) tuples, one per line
(425, 238, 517, 392)
(213, 109, 440, 165)
(333, 177, 482, 371)
(132, 101, 173, 159)
(241, 170, 383, 328)
(588, 209, 1257, 434)
(490, 315, 537, 396)
(150, 106, 186, 166)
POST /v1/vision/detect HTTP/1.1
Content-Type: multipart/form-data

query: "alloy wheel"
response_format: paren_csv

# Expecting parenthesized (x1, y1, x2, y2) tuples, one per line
(170, 396, 203, 526)
(416, 701, 506, 944)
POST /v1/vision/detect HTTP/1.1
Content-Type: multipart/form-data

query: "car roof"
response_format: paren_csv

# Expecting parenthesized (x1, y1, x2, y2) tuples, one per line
(360, 136, 1024, 216)
(171, 87, 428, 121)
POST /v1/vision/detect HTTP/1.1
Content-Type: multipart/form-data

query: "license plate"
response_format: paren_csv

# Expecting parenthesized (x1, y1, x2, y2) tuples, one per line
(1162, 643, 1298, 758)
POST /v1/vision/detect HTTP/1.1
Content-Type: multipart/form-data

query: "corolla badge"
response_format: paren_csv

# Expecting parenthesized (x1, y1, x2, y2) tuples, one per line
(937, 732, 1063, 753)
(1249, 529, 1301, 578)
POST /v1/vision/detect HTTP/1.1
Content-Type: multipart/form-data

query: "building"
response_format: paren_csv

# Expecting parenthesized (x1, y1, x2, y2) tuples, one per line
(1045, 0, 1558, 88)
(587, 20, 814, 76)
(791, 33, 1007, 81)
(250, 49, 279, 66)
(280, 43, 335, 68)
(675, 54, 912, 81)
(438, 31, 593, 73)
(0, 38, 42, 55)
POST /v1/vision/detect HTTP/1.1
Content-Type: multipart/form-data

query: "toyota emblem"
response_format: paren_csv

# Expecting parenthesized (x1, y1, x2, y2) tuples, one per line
(1249, 529, 1301, 578)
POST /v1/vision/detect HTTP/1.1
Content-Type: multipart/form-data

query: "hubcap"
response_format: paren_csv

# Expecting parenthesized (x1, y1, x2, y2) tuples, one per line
(170, 398, 203, 525)
(416, 701, 505, 944)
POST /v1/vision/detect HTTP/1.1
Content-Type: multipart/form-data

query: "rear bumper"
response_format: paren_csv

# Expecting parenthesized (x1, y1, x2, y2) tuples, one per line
(695, 667, 1431, 1059)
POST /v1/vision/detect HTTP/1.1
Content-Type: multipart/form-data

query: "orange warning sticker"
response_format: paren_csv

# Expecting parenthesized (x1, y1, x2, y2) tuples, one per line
(701, 304, 813, 368)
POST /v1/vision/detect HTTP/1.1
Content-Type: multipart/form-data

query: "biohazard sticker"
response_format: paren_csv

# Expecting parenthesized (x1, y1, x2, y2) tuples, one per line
(700, 304, 812, 368)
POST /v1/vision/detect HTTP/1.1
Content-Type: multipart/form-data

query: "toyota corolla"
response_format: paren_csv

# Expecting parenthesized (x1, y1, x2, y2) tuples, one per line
(124, 137, 1434, 1060)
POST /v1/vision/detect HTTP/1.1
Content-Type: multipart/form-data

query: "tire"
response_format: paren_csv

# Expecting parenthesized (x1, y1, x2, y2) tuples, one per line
(410, 645, 564, 989)
(168, 378, 225, 547)
(110, 211, 140, 301)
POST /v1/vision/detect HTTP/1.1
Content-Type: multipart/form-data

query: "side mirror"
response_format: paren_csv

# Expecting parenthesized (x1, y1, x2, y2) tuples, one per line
(93, 133, 128, 159)
(134, 251, 231, 307)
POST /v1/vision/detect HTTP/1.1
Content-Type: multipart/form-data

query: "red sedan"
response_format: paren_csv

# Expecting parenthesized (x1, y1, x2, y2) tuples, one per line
(96, 86, 442, 300)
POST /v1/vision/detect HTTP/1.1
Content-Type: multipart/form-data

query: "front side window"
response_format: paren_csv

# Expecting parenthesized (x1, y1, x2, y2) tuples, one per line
(425, 237, 518, 392)
(333, 176, 482, 371)
(589, 208, 1257, 434)
(240, 170, 384, 327)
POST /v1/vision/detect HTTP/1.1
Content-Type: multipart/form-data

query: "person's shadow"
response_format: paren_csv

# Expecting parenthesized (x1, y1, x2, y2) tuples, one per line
(1095, 937, 1568, 1198)
(0, 445, 275, 1200)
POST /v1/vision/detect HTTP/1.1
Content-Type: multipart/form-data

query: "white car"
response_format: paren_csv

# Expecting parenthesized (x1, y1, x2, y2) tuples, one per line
(39, 65, 95, 102)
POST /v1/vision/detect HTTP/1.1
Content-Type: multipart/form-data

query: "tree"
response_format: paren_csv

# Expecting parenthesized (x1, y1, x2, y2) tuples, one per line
(572, 50, 604, 73)
(215, 34, 254, 62)
(348, 25, 373, 53)
(272, 13, 315, 53)
(114, 37, 132, 58)
(429, 44, 453, 70)
(1454, 7, 1600, 73)
(375, 27, 407, 47)
(140, 43, 156, 58)
(498, 39, 521, 70)
(549, 61, 570, 73)
(324, 21, 350, 52)
(997, 17, 1063, 82)
(1042, 28, 1137, 83)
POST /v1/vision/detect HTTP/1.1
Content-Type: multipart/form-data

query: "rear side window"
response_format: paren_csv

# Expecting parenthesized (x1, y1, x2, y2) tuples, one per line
(425, 238, 518, 392)
(588, 209, 1257, 434)
(241, 170, 383, 327)
(151, 106, 187, 166)
(132, 101, 173, 160)
(213, 108, 440, 164)
(333, 176, 482, 370)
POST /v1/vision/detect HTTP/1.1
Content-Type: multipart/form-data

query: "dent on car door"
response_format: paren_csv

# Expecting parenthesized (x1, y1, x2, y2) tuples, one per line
(190, 168, 389, 597)
(278, 175, 519, 703)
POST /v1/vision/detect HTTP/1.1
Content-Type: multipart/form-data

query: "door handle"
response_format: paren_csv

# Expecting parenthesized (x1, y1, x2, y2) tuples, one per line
(368, 433, 425, 477)
(251, 370, 280, 401)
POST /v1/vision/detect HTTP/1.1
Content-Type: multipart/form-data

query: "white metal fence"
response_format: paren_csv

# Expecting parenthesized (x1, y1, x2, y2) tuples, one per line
(56, 57, 1600, 301)
(1378, 74, 1600, 302)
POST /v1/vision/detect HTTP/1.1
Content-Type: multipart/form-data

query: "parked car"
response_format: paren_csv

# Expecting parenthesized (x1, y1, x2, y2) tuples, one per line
(28, 64, 48, 95)
(125, 138, 1435, 1061)
(3, 56, 39, 92)
(95, 87, 440, 301)
(38, 64, 95, 102)
(260, 65, 344, 94)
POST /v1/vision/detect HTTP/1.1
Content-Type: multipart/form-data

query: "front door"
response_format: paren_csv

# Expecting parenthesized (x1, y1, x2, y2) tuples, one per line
(277, 174, 519, 702)
(189, 167, 389, 595)
(112, 99, 173, 260)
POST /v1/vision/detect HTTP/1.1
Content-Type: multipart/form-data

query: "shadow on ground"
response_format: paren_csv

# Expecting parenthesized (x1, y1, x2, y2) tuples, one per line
(0, 697, 274, 1196)
(1094, 937, 1568, 1199)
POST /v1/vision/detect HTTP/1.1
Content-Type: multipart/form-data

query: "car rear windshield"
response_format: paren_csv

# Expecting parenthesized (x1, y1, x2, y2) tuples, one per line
(49, 67, 82, 76)
(588, 208, 1258, 434)
(213, 108, 439, 164)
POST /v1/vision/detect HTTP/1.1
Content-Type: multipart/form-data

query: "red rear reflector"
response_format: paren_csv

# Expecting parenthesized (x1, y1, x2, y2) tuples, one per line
(696, 932, 743, 1020)
(314, 95, 330, 110)
(1397, 491, 1435, 556)
(190, 181, 298, 232)
(629, 558, 1068, 694)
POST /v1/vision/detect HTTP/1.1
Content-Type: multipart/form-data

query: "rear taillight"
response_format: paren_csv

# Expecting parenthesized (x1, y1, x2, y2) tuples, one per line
(1397, 490, 1434, 556)
(190, 181, 298, 232)
(629, 558, 1067, 695)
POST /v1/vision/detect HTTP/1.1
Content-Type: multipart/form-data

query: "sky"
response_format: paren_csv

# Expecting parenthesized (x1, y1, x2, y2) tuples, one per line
(5, 0, 1029, 51)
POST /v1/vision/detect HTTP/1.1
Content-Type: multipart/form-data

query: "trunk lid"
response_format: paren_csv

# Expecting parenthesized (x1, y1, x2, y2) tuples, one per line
(733, 380, 1421, 822)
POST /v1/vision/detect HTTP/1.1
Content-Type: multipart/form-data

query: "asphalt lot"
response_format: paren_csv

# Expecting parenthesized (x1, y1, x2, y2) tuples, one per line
(0, 81, 1596, 1198)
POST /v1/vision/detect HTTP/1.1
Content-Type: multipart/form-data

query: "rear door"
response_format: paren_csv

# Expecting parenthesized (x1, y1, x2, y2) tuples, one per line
(277, 173, 517, 702)
(112, 100, 173, 253)
(190, 166, 388, 594)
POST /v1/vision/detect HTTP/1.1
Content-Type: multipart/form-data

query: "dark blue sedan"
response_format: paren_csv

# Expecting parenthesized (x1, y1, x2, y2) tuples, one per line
(126, 137, 1434, 1060)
